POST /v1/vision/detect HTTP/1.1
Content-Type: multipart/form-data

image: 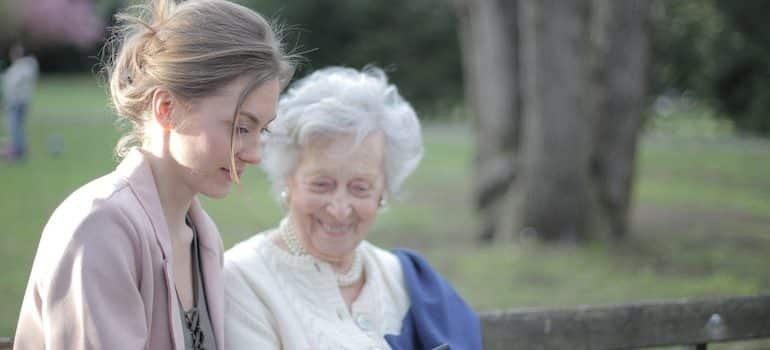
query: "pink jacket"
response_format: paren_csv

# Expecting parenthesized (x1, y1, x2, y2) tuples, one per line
(14, 150, 224, 350)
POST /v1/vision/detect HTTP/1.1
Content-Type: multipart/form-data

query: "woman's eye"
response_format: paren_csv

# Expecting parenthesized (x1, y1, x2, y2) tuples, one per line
(236, 126, 250, 134)
(260, 127, 271, 135)
(351, 183, 371, 194)
(312, 181, 332, 190)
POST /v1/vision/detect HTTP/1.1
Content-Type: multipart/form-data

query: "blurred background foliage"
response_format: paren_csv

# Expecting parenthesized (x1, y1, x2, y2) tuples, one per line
(233, 0, 464, 115)
(653, 0, 770, 135)
(2, 0, 465, 115)
(3, 0, 770, 134)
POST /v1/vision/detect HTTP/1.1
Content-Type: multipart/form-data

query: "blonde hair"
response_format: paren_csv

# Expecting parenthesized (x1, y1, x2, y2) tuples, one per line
(103, 0, 294, 173)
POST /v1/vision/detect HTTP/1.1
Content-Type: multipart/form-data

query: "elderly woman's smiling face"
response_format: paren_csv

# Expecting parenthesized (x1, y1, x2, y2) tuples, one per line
(286, 131, 386, 262)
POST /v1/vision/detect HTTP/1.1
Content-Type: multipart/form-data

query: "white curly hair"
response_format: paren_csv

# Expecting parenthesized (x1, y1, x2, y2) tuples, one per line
(261, 66, 424, 200)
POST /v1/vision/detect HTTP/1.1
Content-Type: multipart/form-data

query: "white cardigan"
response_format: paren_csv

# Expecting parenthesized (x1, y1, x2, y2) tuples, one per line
(224, 230, 410, 350)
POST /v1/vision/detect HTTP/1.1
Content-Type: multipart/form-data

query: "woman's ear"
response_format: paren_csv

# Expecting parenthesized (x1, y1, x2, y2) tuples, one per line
(151, 89, 175, 130)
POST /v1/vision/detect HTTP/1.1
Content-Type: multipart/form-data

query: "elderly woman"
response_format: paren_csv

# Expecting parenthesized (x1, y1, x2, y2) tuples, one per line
(224, 67, 481, 349)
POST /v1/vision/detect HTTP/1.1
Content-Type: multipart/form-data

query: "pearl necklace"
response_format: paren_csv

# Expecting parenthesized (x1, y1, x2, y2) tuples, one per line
(279, 218, 364, 287)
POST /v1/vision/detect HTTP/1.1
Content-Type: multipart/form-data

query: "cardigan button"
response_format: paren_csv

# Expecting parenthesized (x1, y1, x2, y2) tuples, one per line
(355, 313, 374, 332)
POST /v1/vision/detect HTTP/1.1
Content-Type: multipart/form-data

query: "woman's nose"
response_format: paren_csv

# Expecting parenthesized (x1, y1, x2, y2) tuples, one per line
(326, 195, 353, 221)
(237, 136, 262, 165)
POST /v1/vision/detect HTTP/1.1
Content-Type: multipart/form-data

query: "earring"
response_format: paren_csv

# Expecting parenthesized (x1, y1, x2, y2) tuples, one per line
(379, 197, 388, 208)
(280, 189, 289, 205)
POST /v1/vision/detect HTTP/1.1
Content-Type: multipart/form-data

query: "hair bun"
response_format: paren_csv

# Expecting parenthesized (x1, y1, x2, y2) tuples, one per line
(102, 0, 295, 158)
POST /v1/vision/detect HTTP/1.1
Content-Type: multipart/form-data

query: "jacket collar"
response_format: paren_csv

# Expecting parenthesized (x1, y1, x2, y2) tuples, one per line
(115, 149, 224, 257)
(115, 149, 224, 350)
(116, 149, 174, 258)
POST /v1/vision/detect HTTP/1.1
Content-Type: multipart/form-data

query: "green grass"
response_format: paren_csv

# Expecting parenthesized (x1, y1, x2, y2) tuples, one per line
(1, 75, 770, 349)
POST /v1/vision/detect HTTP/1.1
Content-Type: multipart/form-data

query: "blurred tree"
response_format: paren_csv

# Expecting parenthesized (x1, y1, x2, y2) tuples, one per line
(458, 0, 518, 241)
(0, 0, 105, 71)
(0, 0, 104, 49)
(21, 0, 104, 48)
(460, 0, 650, 242)
(234, 0, 463, 112)
(653, 0, 770, 135)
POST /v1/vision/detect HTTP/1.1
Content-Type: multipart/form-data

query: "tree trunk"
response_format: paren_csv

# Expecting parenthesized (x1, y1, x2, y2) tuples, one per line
(457, 0, 519, 242)
(592, 0, 650, 238)
(460, 0, 650, 242)
(517, 0, 595, 241)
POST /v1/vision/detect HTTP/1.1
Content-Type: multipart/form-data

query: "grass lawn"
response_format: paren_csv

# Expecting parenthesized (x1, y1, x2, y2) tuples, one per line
(1, 75, 769, 348)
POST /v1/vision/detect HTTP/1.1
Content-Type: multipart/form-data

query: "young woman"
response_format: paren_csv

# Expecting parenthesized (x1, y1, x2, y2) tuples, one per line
(14, 1, 293, 349)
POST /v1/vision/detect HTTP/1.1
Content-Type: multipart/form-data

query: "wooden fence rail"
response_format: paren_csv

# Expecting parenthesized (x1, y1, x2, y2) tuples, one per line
(481, 295, 770, 349)
(0, 337, 10, 350)
(2, 295, 769, 349)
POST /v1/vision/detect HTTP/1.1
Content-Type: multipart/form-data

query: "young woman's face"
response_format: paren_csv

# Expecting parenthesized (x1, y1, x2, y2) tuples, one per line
(167, 77, 280, 198)
(286, 132, 386, 263)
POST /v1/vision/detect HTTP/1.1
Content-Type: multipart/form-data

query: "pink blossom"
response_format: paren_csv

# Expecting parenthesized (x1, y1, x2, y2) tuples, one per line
(21, 0, 105, 48)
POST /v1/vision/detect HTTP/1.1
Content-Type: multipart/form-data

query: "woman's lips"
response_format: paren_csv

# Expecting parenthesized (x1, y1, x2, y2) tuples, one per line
(315, 217, 354, 237)
(220, 167, 244, 180)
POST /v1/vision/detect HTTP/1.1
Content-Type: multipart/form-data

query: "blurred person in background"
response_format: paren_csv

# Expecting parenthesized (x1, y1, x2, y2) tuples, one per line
(2, 43, 38, 161)
(224, 67, 481, 350)
(13, 0, 293, 349)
